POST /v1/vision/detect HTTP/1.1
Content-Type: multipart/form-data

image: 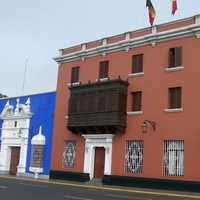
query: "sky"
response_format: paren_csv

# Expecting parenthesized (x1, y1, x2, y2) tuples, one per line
(0, 0, 200, 97)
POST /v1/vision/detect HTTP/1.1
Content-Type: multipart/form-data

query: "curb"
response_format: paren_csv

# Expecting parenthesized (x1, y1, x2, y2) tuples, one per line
(1, 175, 200, 199)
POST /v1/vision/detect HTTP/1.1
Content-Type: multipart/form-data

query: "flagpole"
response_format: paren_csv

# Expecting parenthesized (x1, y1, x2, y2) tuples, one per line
(22, 58, 28, 95)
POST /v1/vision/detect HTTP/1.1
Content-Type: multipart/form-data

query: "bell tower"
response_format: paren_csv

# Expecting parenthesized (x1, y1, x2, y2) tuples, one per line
(0, 98, 32, 176)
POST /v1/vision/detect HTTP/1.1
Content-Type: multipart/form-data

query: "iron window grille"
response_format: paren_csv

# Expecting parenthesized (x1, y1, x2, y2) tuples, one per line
(125, 140, 144, 174)
(30, 145, 44, 168)
(63, 141, 76, 168)
(163, 140, 184, 176)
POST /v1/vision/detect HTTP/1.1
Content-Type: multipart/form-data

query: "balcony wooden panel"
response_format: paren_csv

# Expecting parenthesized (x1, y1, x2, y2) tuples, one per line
(67, 79, 129, 135)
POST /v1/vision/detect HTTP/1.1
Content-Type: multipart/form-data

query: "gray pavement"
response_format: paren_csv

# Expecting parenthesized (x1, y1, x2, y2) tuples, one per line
(0, 176, 199, 200)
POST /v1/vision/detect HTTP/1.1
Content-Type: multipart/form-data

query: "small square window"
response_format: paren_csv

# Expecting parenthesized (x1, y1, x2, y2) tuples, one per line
(169, 47, 182, 68)
(71, 66, 80, 83)
(168, 87, 182, 109)
(132, 54, 143, 73)
(132, 91, 142, 111)
(99, 61, 109, 79)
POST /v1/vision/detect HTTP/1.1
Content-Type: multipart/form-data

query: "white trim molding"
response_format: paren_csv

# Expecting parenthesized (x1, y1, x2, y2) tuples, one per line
(128, 72, 144, 78)
(82, 134, 114, 180)
(54, 18, 200, 64)
(127, 111, 143, 115)
(67, 82, 80, 87)
(165, 66, 184, 72)
(195, 14, 200, 25)
(96, 77, 109, 82)
(164, 108, 183, 113)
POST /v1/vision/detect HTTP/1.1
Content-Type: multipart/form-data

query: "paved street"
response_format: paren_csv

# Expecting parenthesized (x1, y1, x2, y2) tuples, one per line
(0, 177, 200, 200)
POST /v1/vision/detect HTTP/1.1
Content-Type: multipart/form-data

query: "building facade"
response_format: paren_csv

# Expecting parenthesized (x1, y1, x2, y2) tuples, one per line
(50, 15, 200, 190)
(0, 91, 56, 179)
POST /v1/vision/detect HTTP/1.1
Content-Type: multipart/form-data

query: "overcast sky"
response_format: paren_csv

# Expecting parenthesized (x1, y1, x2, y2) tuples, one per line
(0, 0, 200, 97)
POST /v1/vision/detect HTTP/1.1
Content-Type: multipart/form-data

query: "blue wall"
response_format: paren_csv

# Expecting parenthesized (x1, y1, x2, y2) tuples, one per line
(0, 91, 56, 175)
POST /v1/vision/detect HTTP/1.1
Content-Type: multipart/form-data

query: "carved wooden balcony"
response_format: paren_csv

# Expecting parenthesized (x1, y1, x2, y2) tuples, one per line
(67, 78, 129, 135)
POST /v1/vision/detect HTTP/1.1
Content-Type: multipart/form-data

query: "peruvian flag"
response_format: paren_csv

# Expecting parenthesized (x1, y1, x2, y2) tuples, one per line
(172, 0, 177, 15)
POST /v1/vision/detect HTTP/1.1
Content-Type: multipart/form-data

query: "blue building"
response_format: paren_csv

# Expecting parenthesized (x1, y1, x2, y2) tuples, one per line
(0, 91, 56, 179)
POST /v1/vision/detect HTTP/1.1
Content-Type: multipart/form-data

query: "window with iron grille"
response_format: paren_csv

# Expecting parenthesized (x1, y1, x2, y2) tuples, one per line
(132, 91, 142, 111)
(71, 66, 80, 83)
(30, 145, 44, 168)
(168, 87, 182, 109)
(99, 61, 109, 79)
(169, 47, 182, 68)
(63, 141, 76, 168)
(132, 54, 143, 73)
(163, 140, 184, 176)
(125, 140, 144, 174)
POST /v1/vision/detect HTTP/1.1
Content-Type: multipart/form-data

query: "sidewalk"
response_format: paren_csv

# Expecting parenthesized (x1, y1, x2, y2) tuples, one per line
(1, 175, 200, 199)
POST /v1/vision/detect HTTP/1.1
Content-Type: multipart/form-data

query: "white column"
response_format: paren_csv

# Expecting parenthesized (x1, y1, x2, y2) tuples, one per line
(83, 144, 90, 174)
(195, 15, 200, 38)
(125, 32, 130, 52)
(151, 26, 157, 34)
(58, 49, 63, 56)
(17, 142, 28, 174)
(195, 14, 200, 25)
(0, 145, 11, 173)
(81, 44, 86, 51)
(90, 146, 95, 179)
(104, 144, 112, 175)
(102, 38, 107, 46)
(151, 26, 157, 47)
(83, 134, 114, 180)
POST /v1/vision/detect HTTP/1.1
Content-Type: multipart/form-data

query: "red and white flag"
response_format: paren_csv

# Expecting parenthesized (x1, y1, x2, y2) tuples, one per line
(172, 0, 177, 15)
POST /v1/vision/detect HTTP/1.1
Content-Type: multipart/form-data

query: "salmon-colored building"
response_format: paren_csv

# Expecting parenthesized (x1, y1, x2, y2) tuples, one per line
(50, 15, 200, 191)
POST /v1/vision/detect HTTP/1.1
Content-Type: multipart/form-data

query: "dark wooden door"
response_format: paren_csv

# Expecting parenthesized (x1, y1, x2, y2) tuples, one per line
(10, 147, 20, 175)
(94, 147, 105, 178)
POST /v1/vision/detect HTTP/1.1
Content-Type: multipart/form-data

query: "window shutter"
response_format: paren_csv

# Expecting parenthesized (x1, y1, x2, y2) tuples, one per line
(169, 87, 182, 109)
(132, 91, 142, 111)
(71, 66, 80, 83)
(132, 56, 137, 73)
(175, 47, 182, 67)
(169, 48, 174, 68)
(171, 89, 176, 108)
(169, 47, 182, 68)
(132, 54, 143, 73)
(176, 87, 182, 108)
(138, 54, 143, 72)
(99, 61, 109, 79)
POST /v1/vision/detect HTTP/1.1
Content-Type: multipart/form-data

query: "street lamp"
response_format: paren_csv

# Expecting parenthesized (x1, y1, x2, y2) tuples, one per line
(141, 120, 156, 133)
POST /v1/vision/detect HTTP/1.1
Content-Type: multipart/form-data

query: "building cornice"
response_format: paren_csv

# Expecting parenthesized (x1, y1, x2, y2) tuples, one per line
(54, 20, 200, 64)
(0, 113, 33, 120)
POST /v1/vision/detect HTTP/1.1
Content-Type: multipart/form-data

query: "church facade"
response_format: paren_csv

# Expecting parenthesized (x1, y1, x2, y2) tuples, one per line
(0, 91, 56, 179)
(50, 14, 200, 191)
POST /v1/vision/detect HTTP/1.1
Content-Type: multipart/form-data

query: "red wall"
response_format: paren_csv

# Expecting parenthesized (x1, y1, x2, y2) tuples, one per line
(51, 36, 200, 181)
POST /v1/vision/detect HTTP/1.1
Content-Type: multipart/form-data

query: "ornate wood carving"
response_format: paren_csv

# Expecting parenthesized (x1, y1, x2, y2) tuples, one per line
(67, 79, 129, 134)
